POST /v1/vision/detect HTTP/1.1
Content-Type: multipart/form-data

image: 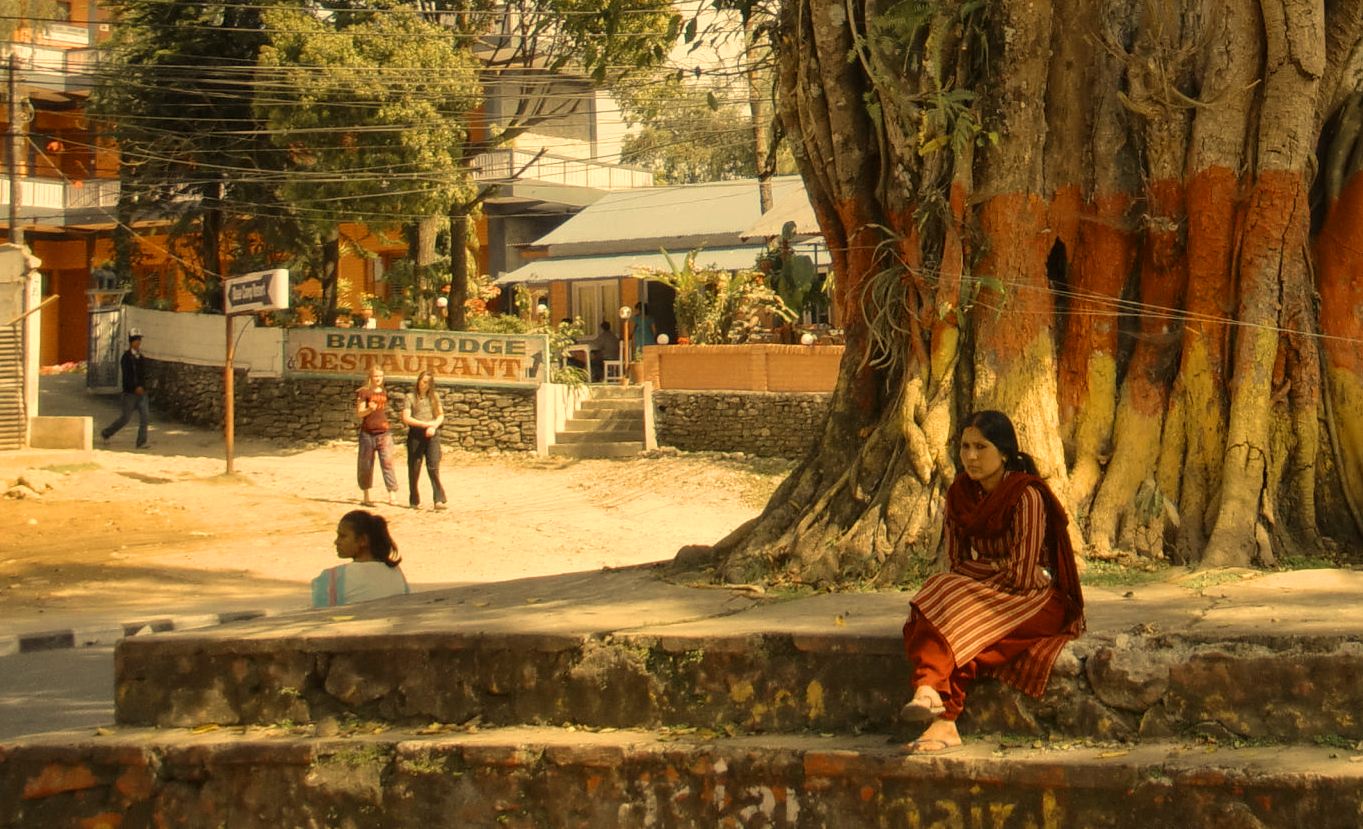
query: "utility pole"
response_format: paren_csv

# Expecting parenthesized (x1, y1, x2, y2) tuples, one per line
(7, 53, 24, 246)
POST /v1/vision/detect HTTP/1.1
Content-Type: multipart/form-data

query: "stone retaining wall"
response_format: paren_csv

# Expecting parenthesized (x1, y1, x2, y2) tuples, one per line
(653, 390, 828, 458)
(145, 358, 536, 451)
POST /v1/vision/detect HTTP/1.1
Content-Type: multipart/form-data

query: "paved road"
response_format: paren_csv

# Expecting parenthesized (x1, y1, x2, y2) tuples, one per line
(0, 646, 114, 740)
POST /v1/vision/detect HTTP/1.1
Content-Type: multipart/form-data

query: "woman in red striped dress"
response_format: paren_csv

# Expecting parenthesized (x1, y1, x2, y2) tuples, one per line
(900, 410, 1085, 753)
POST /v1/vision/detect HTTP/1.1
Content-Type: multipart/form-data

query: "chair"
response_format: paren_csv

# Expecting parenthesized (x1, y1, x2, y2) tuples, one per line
(603, 360, 624, 382)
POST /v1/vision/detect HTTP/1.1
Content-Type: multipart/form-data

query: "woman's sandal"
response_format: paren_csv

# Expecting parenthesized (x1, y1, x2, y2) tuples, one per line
(898, 689, 947, 723)
(905, 736, 963, 755)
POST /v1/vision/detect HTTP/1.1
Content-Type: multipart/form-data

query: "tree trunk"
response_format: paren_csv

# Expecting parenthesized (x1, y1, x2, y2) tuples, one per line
(746, 16, 774, 214)
(446, 211, 470, 330)
(199, 196, 225, 313)
(413, 216, 441, 326)
(320, 227, 341, 327)
(708, 0, 1363, 586)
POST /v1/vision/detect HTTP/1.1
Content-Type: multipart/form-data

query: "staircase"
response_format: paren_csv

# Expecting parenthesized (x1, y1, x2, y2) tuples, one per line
(0, 328, 25, 450)
(548, 384, 646, 459)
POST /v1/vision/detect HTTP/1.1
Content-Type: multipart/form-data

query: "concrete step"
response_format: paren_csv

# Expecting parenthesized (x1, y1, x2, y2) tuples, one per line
(3, 726, 1358, 828)
(576, 398, 645, 413)
(560, 416, 641, 432)
(547, 442, 644, 459)
(554, 429, 645, 444)
(586, 385, 644, 400)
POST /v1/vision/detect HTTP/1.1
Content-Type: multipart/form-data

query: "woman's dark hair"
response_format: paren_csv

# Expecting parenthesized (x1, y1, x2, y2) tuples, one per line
(339, 509, 402, 567)
(960, 410, 1039, 476)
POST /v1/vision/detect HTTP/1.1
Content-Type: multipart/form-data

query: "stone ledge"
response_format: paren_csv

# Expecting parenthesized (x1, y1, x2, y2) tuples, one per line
(113, 627, 1363, 744)
(3, 727, 1360, 828)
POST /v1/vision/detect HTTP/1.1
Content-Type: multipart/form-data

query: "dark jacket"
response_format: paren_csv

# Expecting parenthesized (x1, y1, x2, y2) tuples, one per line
(120, 348, 145, 394)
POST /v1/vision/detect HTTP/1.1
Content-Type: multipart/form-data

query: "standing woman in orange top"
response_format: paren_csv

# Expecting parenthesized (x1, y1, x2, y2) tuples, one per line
(899, 410, 1085, 753)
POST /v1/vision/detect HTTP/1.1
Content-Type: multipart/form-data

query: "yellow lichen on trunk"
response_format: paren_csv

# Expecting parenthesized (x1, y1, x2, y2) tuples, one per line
(1326, 368, 1363, 531)
(1088, 400, 1166, 558)
(1066, 354, 1118, 513)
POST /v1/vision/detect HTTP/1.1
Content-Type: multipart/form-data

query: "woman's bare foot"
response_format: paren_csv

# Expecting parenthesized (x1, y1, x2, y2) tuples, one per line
(906, 717, 962, 754)
(899, 684, 946, 722)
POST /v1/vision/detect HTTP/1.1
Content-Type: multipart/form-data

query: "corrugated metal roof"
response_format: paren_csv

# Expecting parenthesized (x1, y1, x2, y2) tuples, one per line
(496, 246, 767, 285)
(739, 186, 820, 239)
(530, 176, 807, 250)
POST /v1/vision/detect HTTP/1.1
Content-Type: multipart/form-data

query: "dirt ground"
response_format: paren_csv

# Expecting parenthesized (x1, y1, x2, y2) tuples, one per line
(2, 374, 791, 630)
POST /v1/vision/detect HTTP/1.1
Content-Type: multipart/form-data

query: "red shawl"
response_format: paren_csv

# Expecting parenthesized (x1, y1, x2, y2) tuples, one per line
(945, 471, 1085, 637)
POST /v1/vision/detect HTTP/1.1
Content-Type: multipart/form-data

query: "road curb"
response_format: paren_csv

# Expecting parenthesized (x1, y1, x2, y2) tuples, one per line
(1, 609, 276, 656)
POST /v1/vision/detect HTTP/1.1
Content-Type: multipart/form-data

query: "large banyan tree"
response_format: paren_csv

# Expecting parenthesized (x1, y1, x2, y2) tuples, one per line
(711, 0, 1363, 584)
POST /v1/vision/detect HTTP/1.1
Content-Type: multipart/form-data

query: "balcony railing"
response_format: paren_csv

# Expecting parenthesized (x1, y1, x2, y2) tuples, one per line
(12, 44, 102, 93)
(472, 149, 652, 192)
(0, 177, 120, 222)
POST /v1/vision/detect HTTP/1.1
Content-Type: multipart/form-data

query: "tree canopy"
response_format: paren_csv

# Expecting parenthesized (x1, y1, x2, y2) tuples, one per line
(89, 0, 678, 317)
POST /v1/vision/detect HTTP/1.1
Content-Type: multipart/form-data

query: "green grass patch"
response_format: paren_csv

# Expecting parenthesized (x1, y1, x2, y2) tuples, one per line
(1081, 559, 1172, 589)
(1176, 568, 1260, 592)
(40, 462, 99, 474)
(1313, 733, 1361, 751)
(1276, 554, 1341, 570)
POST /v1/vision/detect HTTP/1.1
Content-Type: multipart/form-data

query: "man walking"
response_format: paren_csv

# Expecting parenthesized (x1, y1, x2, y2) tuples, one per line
(101, 330, 150, 448)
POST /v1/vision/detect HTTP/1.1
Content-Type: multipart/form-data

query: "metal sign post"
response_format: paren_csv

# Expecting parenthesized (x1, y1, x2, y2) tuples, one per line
(224, 309, 235, 473)
(223, 269, 288, 474)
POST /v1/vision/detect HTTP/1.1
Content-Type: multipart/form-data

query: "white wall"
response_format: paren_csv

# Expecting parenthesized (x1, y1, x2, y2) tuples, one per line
(125, 307, 286, 378)
(0, 244, 43, 427)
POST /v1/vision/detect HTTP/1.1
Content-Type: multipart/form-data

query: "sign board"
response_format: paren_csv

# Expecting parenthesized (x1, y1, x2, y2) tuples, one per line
(285, 328, 550, 387)
(224, 269, 289, 314)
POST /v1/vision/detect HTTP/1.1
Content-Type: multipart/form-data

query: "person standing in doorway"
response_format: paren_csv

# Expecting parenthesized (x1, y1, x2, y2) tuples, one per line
(631, 302, 653, 360)
(401, 370, 447, 511)
(355, 365, 399, 506)
(100, 330, 150, 448)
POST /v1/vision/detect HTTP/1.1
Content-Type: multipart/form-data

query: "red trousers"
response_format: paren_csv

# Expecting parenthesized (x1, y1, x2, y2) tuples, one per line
(901, 590, 1067, 721)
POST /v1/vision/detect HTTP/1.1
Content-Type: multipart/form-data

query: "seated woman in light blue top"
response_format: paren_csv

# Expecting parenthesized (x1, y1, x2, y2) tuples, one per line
(312, 509, 410, 608)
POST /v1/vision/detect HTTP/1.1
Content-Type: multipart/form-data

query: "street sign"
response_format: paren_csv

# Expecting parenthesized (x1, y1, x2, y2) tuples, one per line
(224, 269, 289, 315)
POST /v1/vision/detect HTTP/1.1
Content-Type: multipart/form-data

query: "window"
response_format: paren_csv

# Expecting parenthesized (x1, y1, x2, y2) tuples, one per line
(570, 279, 619, 333)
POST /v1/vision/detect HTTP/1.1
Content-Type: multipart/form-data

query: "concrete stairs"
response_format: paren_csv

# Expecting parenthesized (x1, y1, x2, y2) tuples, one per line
(548, 385, 646, 460)
(5, 569, 1363, 827)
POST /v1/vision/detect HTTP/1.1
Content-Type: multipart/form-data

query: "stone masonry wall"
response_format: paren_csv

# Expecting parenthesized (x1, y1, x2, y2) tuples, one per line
(653, 390, 828, 459)
(145, 358, 536, 451)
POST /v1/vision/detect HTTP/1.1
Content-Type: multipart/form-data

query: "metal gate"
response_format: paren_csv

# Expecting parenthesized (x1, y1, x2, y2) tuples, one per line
(0, 326, 23, 450)
(86, 287, 127, 393)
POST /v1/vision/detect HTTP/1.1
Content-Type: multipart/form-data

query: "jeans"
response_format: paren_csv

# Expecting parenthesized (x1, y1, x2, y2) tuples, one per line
(406, 428, 447, 507)
(357, 430, 399, 492)
(102, 392, 149, 446)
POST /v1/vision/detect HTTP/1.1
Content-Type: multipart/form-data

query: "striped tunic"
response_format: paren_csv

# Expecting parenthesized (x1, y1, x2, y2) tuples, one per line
(911, 485, 1067, 696)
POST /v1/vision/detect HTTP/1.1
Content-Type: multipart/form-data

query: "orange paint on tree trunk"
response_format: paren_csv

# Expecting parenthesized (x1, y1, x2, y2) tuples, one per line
(1048, 185, 1082, 254)
(1183, 166, 1238, 384)
(930, 182, 969, 372)
(831, 196, 885, 331)
(973, 193, 1054, 358)
(1123, 179, 1188, 415)
(1055, 191, 1136, 424)
(1315, 171, 1363, 375)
